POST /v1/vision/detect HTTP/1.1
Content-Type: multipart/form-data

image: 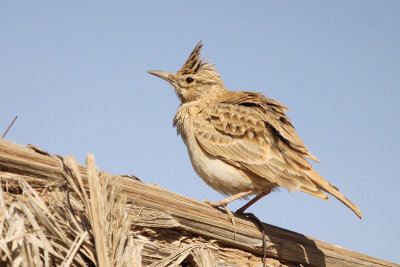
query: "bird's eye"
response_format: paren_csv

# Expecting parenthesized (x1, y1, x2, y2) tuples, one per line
(185, 77, 194, 83)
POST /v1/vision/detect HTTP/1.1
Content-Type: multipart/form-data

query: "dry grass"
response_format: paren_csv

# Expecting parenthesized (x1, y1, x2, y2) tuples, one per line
(0, 151, 283, 267)
(0, 139, 394, 267)
(0, 154, 138, 267)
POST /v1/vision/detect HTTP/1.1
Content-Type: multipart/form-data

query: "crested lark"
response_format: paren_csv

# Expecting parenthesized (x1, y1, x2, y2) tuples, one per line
(149, 41, 362, 218)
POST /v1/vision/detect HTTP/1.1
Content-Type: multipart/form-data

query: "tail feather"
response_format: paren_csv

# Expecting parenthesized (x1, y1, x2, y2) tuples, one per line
(305, 169, 362, 219)
(300, 187, 328, 200)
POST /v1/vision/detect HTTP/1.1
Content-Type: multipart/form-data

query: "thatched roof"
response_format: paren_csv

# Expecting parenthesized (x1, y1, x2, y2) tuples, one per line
(0, 139, 396, 266)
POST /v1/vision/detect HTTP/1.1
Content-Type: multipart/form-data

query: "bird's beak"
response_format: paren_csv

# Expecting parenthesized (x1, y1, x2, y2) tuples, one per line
(148, 70, 175, 84)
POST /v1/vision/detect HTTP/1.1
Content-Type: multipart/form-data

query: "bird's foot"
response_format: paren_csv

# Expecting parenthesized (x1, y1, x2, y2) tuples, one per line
(235, 207, 245, 215)
(205, 190, 255, 210)
(205, 199, 229, 209)
(205, 200, 237, 240)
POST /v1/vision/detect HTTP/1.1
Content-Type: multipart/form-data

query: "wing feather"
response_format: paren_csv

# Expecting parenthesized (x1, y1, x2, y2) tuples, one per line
(190, 91, 361, 218)
(194, 92, 320, 193)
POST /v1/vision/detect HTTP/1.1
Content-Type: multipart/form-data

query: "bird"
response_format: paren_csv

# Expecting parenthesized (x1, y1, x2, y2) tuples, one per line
(148, 41, 362, 219)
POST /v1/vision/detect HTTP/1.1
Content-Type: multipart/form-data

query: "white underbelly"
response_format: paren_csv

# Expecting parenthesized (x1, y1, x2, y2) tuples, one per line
(183, 134, 258, 196)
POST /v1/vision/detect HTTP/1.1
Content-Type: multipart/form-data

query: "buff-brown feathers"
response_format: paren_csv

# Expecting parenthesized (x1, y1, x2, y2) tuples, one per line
(180, 41, 215, 75)
(150, 42, 362, 218)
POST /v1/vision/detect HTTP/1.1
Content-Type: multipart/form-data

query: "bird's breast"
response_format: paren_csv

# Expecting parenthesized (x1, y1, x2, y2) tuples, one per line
(175, 107, 261, 196)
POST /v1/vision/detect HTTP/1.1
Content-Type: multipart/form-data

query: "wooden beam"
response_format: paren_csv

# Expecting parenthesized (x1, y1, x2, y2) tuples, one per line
(0, 139, 397, 267)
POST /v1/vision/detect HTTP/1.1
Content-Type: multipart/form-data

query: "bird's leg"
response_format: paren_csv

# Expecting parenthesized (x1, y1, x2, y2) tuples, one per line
(205, 190, 254, 241)
(235, 189, 272, 215)
(205, 190, 255, 209)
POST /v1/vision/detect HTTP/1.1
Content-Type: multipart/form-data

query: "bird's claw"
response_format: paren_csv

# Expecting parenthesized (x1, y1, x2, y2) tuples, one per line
(205, 199, 225, 208)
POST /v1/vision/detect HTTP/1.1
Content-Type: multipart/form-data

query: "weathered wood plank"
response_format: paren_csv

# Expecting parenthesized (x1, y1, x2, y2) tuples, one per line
(0, 139, 398, 267)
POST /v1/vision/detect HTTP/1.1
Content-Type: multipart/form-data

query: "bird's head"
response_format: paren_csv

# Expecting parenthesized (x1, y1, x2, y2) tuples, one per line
(148, 41, 226, 103)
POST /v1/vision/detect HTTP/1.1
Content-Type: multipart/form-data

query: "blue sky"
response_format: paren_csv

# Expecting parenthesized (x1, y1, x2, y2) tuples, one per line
(1, 1, 399, 264)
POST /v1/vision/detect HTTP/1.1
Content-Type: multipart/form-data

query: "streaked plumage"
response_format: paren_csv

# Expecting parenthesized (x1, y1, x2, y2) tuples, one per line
(148, 41, 362, 218)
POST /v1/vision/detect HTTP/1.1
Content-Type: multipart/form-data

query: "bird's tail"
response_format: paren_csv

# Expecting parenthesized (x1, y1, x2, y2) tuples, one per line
(303, 169, 362, 219)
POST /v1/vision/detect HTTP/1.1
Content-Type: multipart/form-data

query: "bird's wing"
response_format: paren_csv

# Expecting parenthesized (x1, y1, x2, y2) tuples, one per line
(194, 91, 362, 218)
(194, 91, 322, 194)
(218, 92, 320, 162)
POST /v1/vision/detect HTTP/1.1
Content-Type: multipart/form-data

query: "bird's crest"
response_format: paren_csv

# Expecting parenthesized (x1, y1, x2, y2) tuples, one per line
(180, 41, 214, 75)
